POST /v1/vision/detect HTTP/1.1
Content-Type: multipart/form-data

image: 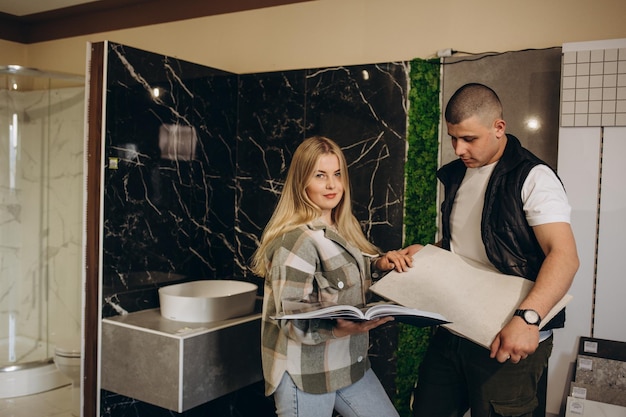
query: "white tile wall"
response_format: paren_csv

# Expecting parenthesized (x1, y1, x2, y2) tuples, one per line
(555, 37, 626, 417)
(561, 39, 626, 127)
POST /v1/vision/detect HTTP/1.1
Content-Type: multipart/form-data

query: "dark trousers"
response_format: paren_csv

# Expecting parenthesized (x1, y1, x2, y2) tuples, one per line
(412, 328, 552, 417)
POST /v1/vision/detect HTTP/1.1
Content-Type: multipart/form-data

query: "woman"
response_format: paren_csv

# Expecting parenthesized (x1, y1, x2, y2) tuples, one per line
(251, 136, 413, 417)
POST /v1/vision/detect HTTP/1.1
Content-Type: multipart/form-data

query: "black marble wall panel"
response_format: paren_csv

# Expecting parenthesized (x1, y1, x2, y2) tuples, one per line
(235, 70, 307, 287)
(98, 42, 409, 417)
(236, 63, 408, 283)
(305, 63, 408, 250)
(102, 42, 238, 317)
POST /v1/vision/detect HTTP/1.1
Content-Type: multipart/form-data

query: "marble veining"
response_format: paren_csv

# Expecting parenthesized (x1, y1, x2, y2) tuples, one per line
(99, 42, 409, 416)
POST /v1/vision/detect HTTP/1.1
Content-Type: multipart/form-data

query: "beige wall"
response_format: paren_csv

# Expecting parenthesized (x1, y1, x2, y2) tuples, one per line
(2, 0, 626, 76)
(0, 40, 28, 66)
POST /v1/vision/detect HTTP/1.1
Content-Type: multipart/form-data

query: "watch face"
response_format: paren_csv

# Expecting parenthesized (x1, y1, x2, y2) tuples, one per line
(524, 310, 540, 324)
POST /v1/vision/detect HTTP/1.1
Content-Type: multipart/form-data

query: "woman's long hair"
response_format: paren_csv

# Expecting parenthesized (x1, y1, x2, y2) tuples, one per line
(250, 136, 379, 277)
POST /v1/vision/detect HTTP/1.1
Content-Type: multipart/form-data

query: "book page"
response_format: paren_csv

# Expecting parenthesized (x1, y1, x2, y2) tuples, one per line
(370, 245, 572, 349)
(279, 301, 363, 319)
(273, 300, 449, 327)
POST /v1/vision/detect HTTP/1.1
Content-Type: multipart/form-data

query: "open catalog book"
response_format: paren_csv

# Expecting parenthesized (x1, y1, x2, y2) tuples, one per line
(272, 300, 449, 328)
(369, 244, 574, 349)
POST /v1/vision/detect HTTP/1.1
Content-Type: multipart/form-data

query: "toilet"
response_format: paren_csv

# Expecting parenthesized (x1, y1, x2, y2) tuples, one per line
(54, 342, 81, 416)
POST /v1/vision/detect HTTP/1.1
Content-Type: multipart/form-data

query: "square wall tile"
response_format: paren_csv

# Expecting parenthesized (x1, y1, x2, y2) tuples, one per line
(563, 89, 576, 101)
(590, 62, 604, 75)
(563, 76, 576, 89)
(602, 100, 616, 113)
(591, 50, 605, 62)
(561, 114, 575, 126)
(577, 50, 591, 63)
(589, 101, 602, 113)
(563, 63, 577, 76)
(605, 49, 618, 61)
(575, 113, 588, 126)
(604, 61, 617, 74)
(590, 75, 603, 88)
(602, 113, 616, 126)
(563, 51, 577, 64)
(589, 88, 602, 100)
(604, 74, 617, 87)
(562, 101, 576, 114)
(577, 63, 590, 75)
(588, 114, 602, 126)
(603, 87, 617, 100)
(576, 76, 590, 88)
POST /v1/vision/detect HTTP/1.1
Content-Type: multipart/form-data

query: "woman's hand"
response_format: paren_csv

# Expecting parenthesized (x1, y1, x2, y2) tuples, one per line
(332, 317, 394, 338)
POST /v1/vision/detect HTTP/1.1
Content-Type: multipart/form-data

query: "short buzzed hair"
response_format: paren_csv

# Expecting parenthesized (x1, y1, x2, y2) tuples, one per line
(445, 83, 503, 125)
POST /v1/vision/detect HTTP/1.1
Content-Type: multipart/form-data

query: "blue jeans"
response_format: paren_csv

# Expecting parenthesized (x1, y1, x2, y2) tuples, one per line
(273, 369, 400, 417)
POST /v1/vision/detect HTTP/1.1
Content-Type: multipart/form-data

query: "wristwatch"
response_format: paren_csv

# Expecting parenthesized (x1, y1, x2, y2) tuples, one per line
(514, 309, 541, 326)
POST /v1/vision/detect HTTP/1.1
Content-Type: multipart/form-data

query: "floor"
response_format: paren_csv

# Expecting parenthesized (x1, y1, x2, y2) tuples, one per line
(0, 385, 77, 417)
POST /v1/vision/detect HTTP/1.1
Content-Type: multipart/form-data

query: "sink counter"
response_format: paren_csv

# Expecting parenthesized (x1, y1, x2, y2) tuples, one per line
(101, 309, 262, 412)
(103, 307, 261, 337)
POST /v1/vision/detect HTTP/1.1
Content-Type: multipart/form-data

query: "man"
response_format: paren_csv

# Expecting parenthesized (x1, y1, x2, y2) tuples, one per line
(411, 83, 579, 417)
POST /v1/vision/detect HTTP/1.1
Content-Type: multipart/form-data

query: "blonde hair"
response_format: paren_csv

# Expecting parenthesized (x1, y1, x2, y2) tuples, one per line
(250, 136, 379, 277)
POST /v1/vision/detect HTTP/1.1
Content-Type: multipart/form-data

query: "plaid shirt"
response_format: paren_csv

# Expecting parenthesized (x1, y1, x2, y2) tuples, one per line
(261, 220, 377, 395)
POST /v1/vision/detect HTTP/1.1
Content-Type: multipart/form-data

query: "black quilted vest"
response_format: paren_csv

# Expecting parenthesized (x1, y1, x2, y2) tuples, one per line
(437, 134, 565, 330)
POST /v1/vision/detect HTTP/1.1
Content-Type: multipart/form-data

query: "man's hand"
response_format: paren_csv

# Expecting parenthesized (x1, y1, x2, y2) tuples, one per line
(376, 250, 415, 272)
(489, 317, 539, 363)
(401, 244, 424, 257)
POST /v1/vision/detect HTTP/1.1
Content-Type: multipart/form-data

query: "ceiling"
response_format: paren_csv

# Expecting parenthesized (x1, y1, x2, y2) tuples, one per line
(0, 0, 314, 44)
(0, 0, 102, 16)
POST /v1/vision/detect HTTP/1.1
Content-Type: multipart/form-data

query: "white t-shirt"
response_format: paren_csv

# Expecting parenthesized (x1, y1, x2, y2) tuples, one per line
(450, 163, 571, 268)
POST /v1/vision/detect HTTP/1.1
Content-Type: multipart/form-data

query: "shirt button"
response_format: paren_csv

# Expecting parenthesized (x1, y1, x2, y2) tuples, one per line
(357, 356, 363, 362)
(338, 281, 344, 289)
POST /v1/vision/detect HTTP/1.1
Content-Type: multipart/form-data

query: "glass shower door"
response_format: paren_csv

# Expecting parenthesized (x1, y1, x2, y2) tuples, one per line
(0, 66, 84, 398)
(0, 69, 52, 367)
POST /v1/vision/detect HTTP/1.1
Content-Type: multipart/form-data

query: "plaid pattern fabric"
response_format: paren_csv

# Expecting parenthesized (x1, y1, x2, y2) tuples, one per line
(261, 220, 376, 395)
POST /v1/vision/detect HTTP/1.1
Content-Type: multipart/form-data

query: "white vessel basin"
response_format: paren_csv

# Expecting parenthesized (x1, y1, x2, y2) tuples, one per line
(159, 280, 258, 323)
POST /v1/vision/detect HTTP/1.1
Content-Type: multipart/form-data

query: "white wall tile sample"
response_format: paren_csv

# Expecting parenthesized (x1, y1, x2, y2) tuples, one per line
(561, 38, 626, 127)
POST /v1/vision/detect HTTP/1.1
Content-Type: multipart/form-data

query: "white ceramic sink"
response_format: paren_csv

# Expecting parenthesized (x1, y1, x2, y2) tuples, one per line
(158, 280, 258, 323)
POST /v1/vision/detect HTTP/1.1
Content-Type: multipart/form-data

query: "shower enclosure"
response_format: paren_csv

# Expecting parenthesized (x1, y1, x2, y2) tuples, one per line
(0, 65, 84, 397)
